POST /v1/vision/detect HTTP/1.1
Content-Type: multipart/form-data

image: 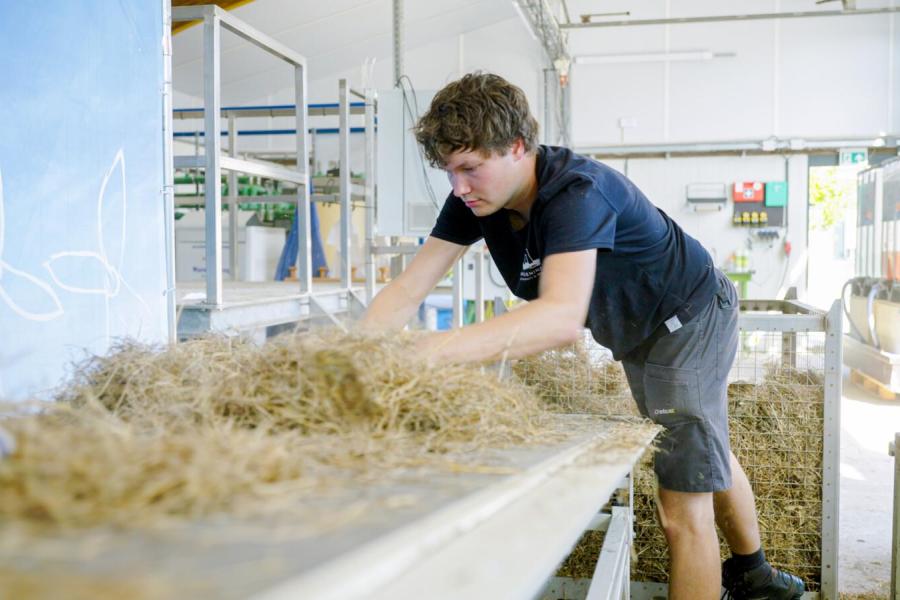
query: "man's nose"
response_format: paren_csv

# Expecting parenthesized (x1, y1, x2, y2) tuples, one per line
(450, 174, 471, 198)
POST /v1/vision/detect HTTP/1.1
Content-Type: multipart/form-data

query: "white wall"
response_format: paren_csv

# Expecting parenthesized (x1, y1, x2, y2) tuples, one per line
(602, 155, 809, 299)
(568, 0, 900, 147)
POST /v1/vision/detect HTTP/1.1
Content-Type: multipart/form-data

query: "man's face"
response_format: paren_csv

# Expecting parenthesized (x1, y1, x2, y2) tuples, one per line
(441, 141, 527, 217)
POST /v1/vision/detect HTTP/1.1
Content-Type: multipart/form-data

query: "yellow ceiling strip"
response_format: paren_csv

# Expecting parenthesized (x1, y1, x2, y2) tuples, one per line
(172, 0, 257, 35)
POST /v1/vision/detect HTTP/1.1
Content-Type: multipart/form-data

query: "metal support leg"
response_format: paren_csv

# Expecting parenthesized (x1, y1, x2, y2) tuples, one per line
(452, 258, 464, 328)
(474, 249, 485, 323)
(294, 63, 311, 293)
(822, 300, 843, 599)
(364, 87, 376, 303)
(587, 506, 631, 600)
(891, 433, 899, 600)
(162, 0, 177, 344)
(338, 78, 352, 290)
(202, 11, 223, 306)
(228, 114, 238, 281)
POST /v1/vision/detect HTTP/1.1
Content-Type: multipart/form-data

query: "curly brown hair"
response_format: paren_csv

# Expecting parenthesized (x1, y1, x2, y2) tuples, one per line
(413, 73, 539, 167)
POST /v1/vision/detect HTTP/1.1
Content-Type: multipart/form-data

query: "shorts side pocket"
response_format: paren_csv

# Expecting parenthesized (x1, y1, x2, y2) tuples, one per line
(643, 363, 703, 426)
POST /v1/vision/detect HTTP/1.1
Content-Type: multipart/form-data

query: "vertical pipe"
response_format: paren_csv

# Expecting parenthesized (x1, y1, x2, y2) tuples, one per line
(457, 33, 465, 77)
(193, 131, 200, 196)
(228, 114, 238, 281)
(856, 175, 862, 275)
(542, 68, 556, 145)
(560, 78, 571, 148)
(161, 0, 177, 343)
(452, 257, 463, 328)
(295, 64, 311, 293)
(875, 169, 884, 278)
(773, 0, 782, 137)
(393, 0, 403, 85)
(203, 10, 223, 306)
(339, 79, 352, 290)
(364, 88, 377, 303)
(663, 0, 671, 142)
(475, 248, 485, 323)
(821, 299, 843, 600)
(889, 0, 895, 136)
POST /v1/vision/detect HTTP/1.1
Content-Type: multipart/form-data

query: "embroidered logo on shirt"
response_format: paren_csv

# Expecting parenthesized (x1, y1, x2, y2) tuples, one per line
(520, 249, 542, 282)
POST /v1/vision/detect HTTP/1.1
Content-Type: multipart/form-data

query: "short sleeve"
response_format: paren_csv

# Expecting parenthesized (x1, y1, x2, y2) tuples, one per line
(540, 181, 616, 256)
(430, 193, 483, 246)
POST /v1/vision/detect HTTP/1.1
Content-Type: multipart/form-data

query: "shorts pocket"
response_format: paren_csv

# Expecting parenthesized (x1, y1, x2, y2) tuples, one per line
(715, 276, 737, 310)
(643, 363, 703, 427)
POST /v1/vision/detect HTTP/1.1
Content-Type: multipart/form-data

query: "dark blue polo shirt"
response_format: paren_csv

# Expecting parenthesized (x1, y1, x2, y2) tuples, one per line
(430, 145, 718, 360)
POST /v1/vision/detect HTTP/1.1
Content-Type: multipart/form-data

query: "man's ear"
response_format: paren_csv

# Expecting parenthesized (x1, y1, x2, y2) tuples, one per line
(510, 138, 526, 160)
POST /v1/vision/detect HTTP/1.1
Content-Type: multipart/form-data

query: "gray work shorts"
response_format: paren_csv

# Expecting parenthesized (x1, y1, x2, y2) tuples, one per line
(622, 271, 738, 493)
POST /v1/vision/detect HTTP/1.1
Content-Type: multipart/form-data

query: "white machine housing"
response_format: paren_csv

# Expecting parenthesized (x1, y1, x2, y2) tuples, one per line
(376, 88, 450, 237)
(175, 210, 285, 282)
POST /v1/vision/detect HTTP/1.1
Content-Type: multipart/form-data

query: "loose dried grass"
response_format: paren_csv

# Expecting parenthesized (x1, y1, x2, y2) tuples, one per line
(513, 339, 637, 417)
(0, 566, 178, 600)
(0, 330, 547, 531)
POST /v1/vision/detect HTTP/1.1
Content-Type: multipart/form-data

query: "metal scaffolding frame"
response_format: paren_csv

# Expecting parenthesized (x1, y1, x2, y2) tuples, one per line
(172, 4, 310, 306)
(171, 6, 375, 337)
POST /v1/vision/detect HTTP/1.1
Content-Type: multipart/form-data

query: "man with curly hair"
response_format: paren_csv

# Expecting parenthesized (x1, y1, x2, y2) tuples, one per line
(361, 72, 804, 600)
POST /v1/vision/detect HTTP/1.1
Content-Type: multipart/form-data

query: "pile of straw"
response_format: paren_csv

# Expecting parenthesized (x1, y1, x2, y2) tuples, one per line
(512, 340, 636, 417)
(0, 566, 179, 600)
(0, 330, 547, 530)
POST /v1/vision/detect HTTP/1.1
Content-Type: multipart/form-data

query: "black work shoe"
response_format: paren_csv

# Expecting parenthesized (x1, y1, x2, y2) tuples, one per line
(721, 558, 805, 600)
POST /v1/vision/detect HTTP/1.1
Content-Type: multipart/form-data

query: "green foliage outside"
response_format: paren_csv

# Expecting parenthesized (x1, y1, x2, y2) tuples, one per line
(808, 165, 859, 232)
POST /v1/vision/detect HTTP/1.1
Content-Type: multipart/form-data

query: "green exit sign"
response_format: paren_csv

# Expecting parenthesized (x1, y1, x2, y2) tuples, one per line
(839, 148, 868, 165)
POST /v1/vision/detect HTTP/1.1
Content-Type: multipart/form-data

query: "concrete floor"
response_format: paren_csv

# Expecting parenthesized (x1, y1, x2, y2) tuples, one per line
(839, 373, 899, 598)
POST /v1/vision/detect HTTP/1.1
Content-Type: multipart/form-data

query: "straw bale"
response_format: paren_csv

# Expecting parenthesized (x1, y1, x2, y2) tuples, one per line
(839, 592, 889, 600)
(555, 530, 606, 578)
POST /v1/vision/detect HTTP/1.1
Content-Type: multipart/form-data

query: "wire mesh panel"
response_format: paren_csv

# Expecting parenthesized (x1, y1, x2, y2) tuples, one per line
(728, 331, 826, 588)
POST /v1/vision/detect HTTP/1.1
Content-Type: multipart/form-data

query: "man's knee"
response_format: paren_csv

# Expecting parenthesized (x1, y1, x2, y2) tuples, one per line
(657, 488, 716, 542)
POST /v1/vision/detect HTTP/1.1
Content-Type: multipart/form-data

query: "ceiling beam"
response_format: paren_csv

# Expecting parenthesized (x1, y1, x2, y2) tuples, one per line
(512, 0, 569, 63)
(562, 6, 900, 29)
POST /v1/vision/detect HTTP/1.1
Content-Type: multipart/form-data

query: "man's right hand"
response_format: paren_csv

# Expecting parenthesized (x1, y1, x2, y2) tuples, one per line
(359, 236, 469, 331)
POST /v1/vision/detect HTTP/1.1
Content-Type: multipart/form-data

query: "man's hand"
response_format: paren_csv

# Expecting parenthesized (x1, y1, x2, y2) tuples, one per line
(410, 249, 597, 365)
(360, 237, 468, 332)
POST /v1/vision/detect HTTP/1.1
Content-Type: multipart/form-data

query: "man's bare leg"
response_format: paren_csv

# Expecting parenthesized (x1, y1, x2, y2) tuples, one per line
(713, 452, 762, 554)
(657, 488, 720, 600)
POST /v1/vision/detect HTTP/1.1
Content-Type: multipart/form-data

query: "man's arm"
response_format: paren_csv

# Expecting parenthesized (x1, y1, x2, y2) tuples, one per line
(360, 236, 469, 331)
(417, 249, 597, 363)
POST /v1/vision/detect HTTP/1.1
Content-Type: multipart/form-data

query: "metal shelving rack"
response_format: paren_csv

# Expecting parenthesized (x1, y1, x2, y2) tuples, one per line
(171, 5, 376, 336)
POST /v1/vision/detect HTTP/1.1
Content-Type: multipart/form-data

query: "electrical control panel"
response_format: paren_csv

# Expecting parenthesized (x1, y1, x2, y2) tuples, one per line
(732, 181, 786, 227)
